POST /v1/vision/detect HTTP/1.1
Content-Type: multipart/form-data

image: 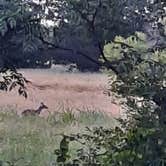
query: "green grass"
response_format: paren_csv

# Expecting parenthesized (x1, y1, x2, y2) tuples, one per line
(0, 107, 117, 166)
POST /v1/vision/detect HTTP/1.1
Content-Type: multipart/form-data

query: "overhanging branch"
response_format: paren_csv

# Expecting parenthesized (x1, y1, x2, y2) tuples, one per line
(38, 36, 102, 66)
(37, 35, 122, 75)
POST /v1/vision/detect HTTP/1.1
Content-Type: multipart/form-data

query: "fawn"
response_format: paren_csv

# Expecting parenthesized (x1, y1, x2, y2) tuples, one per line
(22, 102, 48, 116)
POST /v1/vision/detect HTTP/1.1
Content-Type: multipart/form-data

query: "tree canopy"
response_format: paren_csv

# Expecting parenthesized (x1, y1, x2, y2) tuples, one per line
(2, 0, 164, 70)
(0, 0, 165, 98)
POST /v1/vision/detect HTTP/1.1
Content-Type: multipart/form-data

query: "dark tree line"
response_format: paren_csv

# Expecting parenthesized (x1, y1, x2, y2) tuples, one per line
(1, 0, 160, 71)
(0, 0, 165, 95)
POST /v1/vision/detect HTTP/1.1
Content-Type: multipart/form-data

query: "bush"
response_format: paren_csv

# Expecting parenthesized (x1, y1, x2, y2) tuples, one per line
(55, 31, 166, 165)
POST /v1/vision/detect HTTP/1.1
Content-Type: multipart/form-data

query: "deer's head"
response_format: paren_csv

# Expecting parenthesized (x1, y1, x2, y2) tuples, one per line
(40, 102, 48, 109)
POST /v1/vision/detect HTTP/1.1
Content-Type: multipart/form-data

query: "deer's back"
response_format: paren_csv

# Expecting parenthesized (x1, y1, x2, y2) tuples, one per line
(22, 109, 36, 116)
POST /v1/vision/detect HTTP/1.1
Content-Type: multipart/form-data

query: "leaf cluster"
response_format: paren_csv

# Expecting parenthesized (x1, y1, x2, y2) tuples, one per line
(0, 68, 28, 98)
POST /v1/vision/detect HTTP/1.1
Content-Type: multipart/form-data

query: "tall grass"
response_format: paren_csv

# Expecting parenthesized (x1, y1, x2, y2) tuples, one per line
(0, 106, 116, 166)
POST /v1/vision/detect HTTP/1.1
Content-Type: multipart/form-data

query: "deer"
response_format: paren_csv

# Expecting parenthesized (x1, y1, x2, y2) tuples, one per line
(22, 102, 48, 116)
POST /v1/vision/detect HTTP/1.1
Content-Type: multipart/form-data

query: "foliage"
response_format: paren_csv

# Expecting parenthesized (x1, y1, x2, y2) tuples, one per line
(0, 0, 47, 70)
(0, 0, 20, 37)
(54, 1, 166, 164)
(0, 0, 148, 70)
(0, 68, 28, 98)
(104, 32, 147, 61)
(105, 27, 165, 164)
(0, 0, 41, 54)
(1, 0, 165, 70)
(54, 0, 138, 43)
(0, 0, 45, 96)
(106, 31, 166, 106)
(55, 126, 158, 165)
(39, 0, 165, 52)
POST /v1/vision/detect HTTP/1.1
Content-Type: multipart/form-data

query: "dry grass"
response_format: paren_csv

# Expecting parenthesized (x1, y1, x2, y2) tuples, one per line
(0, 69, 120, 116)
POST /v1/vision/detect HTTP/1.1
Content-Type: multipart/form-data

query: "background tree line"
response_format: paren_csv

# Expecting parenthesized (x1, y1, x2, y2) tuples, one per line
(1, 0, 161, 71)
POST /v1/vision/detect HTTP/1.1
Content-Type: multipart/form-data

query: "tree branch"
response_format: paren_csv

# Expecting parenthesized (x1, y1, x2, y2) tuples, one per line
(38, 36, 102, 67)
(69, 0, 110, 66)
(91, 0, 102, 28)
(37, 34, 124, 77)
(113, 41, 134, 48)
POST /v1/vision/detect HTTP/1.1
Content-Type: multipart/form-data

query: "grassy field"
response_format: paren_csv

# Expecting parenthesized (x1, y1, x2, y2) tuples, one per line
(0, 69, 120, 165)
(0, 107, 117, 166)
(0, 69, 120, 117)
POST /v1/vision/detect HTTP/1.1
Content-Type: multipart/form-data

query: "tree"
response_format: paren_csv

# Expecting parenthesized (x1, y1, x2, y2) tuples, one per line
(34, 0, 165, 72)
(1, 0, 163, 71)
(0, 0, 43, 97)
(54, 1, 166, 165)
(0, 0, 165, 96)
(54, 29, 166, 165)
(35, 0, 145, 70)
(102, 1, 166, 163)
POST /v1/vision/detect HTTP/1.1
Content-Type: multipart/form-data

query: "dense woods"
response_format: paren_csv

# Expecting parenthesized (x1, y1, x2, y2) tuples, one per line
(0, 0, 166, 165)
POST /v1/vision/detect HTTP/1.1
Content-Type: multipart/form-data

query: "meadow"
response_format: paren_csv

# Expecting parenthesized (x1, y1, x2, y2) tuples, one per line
(0, 69, 120, 117)
(0, 69, 119, 165)
(0, 107, 117, 165)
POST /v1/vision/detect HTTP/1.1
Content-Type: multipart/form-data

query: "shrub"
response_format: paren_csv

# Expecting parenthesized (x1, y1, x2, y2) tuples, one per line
(54, 30, 166, 165)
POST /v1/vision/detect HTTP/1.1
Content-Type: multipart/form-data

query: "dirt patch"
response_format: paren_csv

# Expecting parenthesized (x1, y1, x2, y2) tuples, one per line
(0, 69, 120, 117)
